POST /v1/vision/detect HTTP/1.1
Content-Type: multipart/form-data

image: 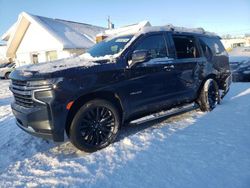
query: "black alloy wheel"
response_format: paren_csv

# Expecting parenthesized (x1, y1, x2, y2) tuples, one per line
(198, 79, 219, 112)
(79, 106, 115, 146)
(207, 81, 218, 110)
(69, 99, 120, 152)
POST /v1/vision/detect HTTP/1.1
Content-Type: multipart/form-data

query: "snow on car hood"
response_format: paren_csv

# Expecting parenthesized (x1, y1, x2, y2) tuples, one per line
(16, 53, 119, 75)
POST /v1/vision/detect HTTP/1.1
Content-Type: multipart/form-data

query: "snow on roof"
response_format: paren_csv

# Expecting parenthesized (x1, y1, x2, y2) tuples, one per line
(26, 12, 106, 49)
(99, 23, 218, 40)
(1, 23, 17, 41)
(139, 25, 218, 36)
(2, 12, 106, 49)
(97, 21, 151, 37)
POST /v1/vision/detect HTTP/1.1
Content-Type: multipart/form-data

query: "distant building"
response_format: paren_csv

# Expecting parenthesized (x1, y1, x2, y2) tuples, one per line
(96, 21, 151, 42)
(221, 37, 250, 51)
(1, 12, 105, 66)
(0, 44, 7, 64)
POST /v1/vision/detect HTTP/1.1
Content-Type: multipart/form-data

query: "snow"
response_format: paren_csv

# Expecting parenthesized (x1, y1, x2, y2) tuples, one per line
(0, 80, 250, 187)
(99, 21, 151, 37)
(16, 53, 118, 74)
(139, 25, 217, 36)
(21, 12, 106, 49)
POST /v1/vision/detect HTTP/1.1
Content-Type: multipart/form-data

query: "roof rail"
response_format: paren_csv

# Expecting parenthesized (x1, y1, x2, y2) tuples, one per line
(165, 24, 206, 34)
(165, 24, 174, 31)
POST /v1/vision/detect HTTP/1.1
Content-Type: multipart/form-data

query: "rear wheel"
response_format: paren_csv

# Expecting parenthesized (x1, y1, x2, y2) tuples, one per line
(198, 79, 220, 112)
(69, 99, 120, 152)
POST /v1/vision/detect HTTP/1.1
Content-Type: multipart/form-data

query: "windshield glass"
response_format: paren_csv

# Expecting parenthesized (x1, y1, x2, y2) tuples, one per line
(88, 35, 133, 57)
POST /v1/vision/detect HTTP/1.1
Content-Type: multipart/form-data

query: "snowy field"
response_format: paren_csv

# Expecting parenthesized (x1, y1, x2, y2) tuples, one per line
(0, 79, 250, 188)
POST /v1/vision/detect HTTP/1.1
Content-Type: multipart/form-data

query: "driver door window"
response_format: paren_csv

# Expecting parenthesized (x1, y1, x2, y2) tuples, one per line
(133, 34, 169, 64)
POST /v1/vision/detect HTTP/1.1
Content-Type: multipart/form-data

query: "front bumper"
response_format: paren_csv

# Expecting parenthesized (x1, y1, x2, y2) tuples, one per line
(11, 102, 54, 140)
(9, 81, 68, 142)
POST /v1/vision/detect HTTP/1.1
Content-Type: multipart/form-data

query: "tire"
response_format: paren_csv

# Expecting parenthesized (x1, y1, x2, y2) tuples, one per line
(5, 72, 10, 79)
(197, 79, 220, 112)
(69, 99, 121, 152)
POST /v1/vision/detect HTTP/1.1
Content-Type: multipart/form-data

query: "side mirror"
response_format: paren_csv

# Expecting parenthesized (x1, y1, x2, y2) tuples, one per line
(131, 50, 149, 66)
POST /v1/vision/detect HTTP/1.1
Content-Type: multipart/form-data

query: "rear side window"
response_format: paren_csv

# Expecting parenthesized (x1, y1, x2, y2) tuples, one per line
(173, 35, 200, 59)
(134, 34, 168, 59)
(199, 37, 226, 56)
(199, 39, 213, 60)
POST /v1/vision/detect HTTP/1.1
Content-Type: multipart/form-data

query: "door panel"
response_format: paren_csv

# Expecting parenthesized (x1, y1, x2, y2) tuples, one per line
(125, 57, 176, 114)
(173, 58, 205, 100)
(169, 34, 205, 103)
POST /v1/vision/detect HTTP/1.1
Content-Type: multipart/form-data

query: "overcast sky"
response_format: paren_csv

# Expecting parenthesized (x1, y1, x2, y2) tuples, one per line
(0, 0, 250, 37)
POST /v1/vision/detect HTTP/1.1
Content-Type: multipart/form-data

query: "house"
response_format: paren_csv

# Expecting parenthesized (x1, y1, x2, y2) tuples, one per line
(1, 12, 105, 66)
(96, 21, 151, 42)
(221, 37, 250, 51)
(0, 44, 8, 64)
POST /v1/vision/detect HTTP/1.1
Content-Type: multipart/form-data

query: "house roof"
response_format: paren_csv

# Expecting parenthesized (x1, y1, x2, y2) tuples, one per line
(29, 14, 106, 49)
(2, 12, 106, 57)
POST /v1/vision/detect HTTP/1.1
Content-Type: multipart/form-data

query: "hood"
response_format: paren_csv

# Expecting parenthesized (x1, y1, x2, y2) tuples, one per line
(11, 53, 117, 80)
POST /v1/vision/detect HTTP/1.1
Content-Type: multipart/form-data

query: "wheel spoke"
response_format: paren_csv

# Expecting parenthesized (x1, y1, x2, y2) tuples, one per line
(96, 132, 100, 145)
(99, 132, 105, 142)
(100, 107, 105, 119)
(87, 130, 94, 144)
(207, 82, 217, 109)
(101, 116, 113, 124)
(96, 107, 100, 121)
(81, 118, 92, 125)
(101, 126, 111, 132)
(78, 106, 116, 147)
(101, 109, 109, 119)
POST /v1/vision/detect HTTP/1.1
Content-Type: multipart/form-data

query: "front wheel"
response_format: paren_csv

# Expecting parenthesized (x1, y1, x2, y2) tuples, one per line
(197, 79, 220, 112)
(69, 99, 121, 152)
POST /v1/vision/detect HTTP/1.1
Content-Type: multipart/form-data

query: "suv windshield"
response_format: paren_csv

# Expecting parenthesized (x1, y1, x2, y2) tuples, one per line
(88, 35, 133, 57)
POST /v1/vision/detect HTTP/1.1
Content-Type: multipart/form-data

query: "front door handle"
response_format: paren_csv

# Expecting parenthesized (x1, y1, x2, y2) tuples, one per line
(164, 64, 175, 71)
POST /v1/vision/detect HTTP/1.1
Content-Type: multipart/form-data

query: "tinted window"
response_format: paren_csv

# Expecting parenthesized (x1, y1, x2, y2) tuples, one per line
(199, 37, 226, 55)
(134, 34, 168, 59)
(173, 35, 200, 59)
(199, 39, 213, 60)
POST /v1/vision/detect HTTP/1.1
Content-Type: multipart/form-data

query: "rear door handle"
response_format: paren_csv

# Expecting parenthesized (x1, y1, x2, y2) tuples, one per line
(198, 61, 205, 66)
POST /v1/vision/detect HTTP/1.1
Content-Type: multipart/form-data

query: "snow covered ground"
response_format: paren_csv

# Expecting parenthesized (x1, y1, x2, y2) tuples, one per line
(0, 80, 250, 188)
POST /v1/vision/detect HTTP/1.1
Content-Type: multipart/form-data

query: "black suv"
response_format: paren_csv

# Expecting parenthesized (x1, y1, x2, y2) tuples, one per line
(9, 26, 231, 152)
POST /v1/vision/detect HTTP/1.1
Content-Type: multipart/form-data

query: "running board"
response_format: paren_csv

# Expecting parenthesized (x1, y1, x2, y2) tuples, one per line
(130, 103, 199, 125)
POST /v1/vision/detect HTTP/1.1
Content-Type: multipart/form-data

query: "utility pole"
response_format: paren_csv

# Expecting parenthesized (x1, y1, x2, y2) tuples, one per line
(107, 16, 114, 29)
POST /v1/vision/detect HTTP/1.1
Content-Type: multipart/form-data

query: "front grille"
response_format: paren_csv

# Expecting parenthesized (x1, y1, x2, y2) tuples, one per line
(10, 79, 34, 108)
(11, 79, 27, 87)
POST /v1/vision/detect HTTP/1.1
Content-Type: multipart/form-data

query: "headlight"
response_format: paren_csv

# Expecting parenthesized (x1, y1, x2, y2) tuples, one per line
(27, 78, 63, 87)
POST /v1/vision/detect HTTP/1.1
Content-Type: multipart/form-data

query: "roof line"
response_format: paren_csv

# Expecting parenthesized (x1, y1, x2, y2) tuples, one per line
(55, 19, 105, 28)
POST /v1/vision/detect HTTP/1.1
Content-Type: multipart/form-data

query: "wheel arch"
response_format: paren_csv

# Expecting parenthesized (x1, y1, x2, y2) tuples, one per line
(65, 91, 124, 137)
(5, 72, 11, 79)
(196, 74, 219, 98)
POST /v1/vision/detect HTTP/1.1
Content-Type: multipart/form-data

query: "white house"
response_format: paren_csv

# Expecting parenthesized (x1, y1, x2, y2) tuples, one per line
(96, 21, 151, 42)
(221, 37, 250, 51)
(1, 12, 105, 66)
(0, 44, 8, 64)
